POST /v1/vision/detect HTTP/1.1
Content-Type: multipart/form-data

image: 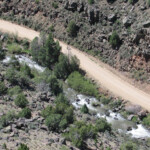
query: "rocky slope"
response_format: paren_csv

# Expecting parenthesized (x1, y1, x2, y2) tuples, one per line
(1, 0, 150, 83)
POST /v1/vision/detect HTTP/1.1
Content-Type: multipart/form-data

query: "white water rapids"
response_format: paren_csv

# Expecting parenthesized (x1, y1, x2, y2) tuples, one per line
(72, 94, 150, 138)
(3, 55, 45, 72)
(2, 55, 150, 138)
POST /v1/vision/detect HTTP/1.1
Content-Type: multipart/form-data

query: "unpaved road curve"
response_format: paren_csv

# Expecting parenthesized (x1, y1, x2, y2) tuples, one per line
(0, 19, 150, 111)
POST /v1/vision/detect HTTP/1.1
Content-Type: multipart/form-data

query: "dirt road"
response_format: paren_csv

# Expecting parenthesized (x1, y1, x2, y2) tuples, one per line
(0, 19, 150, 111)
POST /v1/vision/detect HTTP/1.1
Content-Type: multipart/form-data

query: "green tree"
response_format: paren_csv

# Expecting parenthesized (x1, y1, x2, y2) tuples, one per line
(109, 31, 120, 48)
(45, 114, 62, 131)
(19, 108, 32, 119)
(48, 75, 62, 95)
(18, 143, 29, 150)
(81, 104, 89, 114)
(67, 21, 77, 37)
(54, 55, 79, 80)
(44, 33, 61, 67)
(0, 82, 7, 95)
(31, 33, 61, 68)
(14, 94, 28, 108)
(65, 121, 97, 149)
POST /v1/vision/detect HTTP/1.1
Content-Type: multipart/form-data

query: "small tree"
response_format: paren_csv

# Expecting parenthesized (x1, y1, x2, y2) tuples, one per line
(18, 144, 29, 150)
(81, 104, 89, 113)
(67, 21, 77, 37)
(48, 75, 62, 95)
(14, 94, 28, 108)
(45, 114, 62, 131)
(0, 82, 7, 95)
(19, 108, 32, 119)
(109, 31, 120, 48)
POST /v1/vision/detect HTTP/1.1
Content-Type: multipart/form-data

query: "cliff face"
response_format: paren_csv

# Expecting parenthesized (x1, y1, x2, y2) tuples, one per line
(1, 0, 150, 82)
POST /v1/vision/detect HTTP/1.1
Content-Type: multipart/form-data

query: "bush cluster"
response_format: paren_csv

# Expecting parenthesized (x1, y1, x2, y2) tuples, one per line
(0, 81, 7, 95)
(18, 107, 32, 119)
(41, 94, 74, 131)
(0, 112, 16, 129)
(31, 33, 61, 68)
(143, 114, 150, 126)
(120, 141, 137, 150)
(65, 121, 97, 149)
(67, 71, 98, 97)
(14, 93, 29, 108)
(109, 31, 120, 48)
(54, 54, 79, 80)
(67, 21, 78, 37)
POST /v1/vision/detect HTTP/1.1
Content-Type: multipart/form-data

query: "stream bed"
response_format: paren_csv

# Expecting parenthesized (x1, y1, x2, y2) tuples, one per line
(2, 55, 150, 139)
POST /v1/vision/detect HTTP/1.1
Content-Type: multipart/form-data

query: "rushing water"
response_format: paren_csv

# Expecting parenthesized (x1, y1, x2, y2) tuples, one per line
(3, 55, 45, 72)
(64, 87, 150, 139)
(2, 55, 150, 138)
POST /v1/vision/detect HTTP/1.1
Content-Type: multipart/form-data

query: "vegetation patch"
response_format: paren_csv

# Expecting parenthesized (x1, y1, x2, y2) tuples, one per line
(67, 71, 98, 97)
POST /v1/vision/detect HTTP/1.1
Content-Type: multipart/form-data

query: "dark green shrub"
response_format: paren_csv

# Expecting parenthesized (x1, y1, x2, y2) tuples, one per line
(81, 104, 89, 114)
(67, 21, 77, 37)
(45, 114, 62, 131)
(55, 94, 69, 105)
(52, 2, 58, 9)
(67, 71, 98, 97)
(0, 81, 7, 95)
(88, 0, 94, 4)
(18, 108, 32, 119)
(8, 56, 20, 70)
(20, 64, 33, 78)
(5, 66, 30, 87)
(18, 143, 29, 150)
(42, 98, 74, 131)
(143, 114, 150, 126)
(95, 118, 111, 132)
(0, 42, 5, 60)
(65, 121, 97, 149)
(8, 86, 22, 96)
(54, 55, 79, 80)
(14, 94, 28, 108)
(48, 75, 62, 95)
(31, 33, 61, 68)
(120, 141, 137, 150)
(0, 112, 16, 129)
(109, 31, 120, 48)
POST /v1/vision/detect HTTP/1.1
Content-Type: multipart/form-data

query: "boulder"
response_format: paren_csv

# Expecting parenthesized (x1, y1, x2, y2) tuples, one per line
(122, 17, 132, 27)
(108, 14, 116, 22)
(125, 105, 142, 114)
(137, 110, 147, 119)
(143, 21, 150, 28)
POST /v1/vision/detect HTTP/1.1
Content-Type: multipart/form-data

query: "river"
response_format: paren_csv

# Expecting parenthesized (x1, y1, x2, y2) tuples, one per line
(2, 55, 150, 139)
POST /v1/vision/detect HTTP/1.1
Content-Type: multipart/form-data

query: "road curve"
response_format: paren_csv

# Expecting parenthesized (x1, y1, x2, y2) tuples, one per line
(0, 19, 150, 111)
